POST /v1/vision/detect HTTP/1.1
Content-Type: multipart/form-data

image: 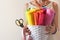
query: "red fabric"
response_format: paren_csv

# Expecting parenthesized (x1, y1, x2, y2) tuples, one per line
(33, 9, 46, 25)
(38, 9, 46, 25)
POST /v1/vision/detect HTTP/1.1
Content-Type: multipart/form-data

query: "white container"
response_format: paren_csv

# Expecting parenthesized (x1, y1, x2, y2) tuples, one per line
(27, 25, 49, 40)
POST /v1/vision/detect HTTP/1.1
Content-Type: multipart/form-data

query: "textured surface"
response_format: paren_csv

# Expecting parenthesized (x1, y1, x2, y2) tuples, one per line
(27, 25, 48, 40)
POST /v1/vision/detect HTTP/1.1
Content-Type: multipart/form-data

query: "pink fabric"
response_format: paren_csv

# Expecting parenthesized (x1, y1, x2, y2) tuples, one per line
(45, 8, 55, 26)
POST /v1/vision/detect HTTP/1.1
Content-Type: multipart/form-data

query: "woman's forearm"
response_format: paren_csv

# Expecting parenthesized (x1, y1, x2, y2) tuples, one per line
(30, 1, 42, 9)
(53, 2, 58, 28)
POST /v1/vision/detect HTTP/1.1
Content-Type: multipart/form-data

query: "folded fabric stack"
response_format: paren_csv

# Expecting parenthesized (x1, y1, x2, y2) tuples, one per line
(25, 8, 55, 26)
(45, 8, 55, 26)
(25, 7, 55, 40)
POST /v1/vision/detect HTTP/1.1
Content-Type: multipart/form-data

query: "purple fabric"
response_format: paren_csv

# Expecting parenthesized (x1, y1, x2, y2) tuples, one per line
(45, 8, 55, 26)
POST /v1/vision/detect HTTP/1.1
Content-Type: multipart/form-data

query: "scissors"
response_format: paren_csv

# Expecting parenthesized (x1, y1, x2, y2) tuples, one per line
(15, 18, 24, 28)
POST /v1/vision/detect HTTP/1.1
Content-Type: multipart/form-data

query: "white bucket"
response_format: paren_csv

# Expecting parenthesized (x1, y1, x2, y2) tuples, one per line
(27, 25, 48, 40)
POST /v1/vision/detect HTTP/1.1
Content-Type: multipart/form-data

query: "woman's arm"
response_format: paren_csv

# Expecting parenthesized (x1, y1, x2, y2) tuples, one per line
(30, 0, 42, 9)
(41, 2, 58, 34)
(53, 2, 58, 30)
(22, 3, 32, 40)
(46, 2, 58, 34)
(24, 3, 29, 25)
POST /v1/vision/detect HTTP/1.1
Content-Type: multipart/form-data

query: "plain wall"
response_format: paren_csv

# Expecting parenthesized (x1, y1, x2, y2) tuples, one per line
(0, 0, 60, 40)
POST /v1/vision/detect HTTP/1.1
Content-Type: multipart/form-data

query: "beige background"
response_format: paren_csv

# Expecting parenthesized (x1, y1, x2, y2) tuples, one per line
(0, 0, 60, 40)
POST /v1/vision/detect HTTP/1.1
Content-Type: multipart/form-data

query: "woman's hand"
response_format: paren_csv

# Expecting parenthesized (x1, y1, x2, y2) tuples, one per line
(23, 25, 32, 40)
(46, 25, 57, 34)
(23, 25, 31, 36)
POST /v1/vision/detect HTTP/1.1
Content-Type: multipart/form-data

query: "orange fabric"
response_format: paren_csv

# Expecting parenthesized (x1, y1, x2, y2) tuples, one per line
(33, 9, 46, 25)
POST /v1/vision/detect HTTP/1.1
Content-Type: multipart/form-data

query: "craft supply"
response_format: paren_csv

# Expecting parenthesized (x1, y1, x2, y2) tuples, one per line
(25, 8, 39, 25)
(38, 9, 46, 25)
(45, 8, 55, 26)
(33, 8, 46, 25)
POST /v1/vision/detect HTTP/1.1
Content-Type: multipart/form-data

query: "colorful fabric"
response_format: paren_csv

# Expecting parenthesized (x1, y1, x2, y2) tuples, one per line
(25, 8, 55, 26)
(45, 8, 55, 26)
(25, 8, 39, 25)
(33, 9, 46, 25)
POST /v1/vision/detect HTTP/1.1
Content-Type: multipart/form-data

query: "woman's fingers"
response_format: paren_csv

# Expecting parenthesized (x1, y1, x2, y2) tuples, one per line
(23, 26, 31, 35)
(28, 30, 31, 35)
(30, 0, 42, 8)
(45, 25, 57, 34)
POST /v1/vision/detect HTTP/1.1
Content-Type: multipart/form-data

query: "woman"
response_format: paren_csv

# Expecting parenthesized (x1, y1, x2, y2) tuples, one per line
(23, 0, 58, 40)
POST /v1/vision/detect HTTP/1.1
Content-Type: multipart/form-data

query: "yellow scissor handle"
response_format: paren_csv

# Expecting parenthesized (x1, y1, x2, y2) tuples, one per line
(15, 18, 24, 28)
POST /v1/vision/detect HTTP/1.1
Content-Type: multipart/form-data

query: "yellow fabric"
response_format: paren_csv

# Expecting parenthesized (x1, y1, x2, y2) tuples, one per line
(25, 8, 39, 25)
